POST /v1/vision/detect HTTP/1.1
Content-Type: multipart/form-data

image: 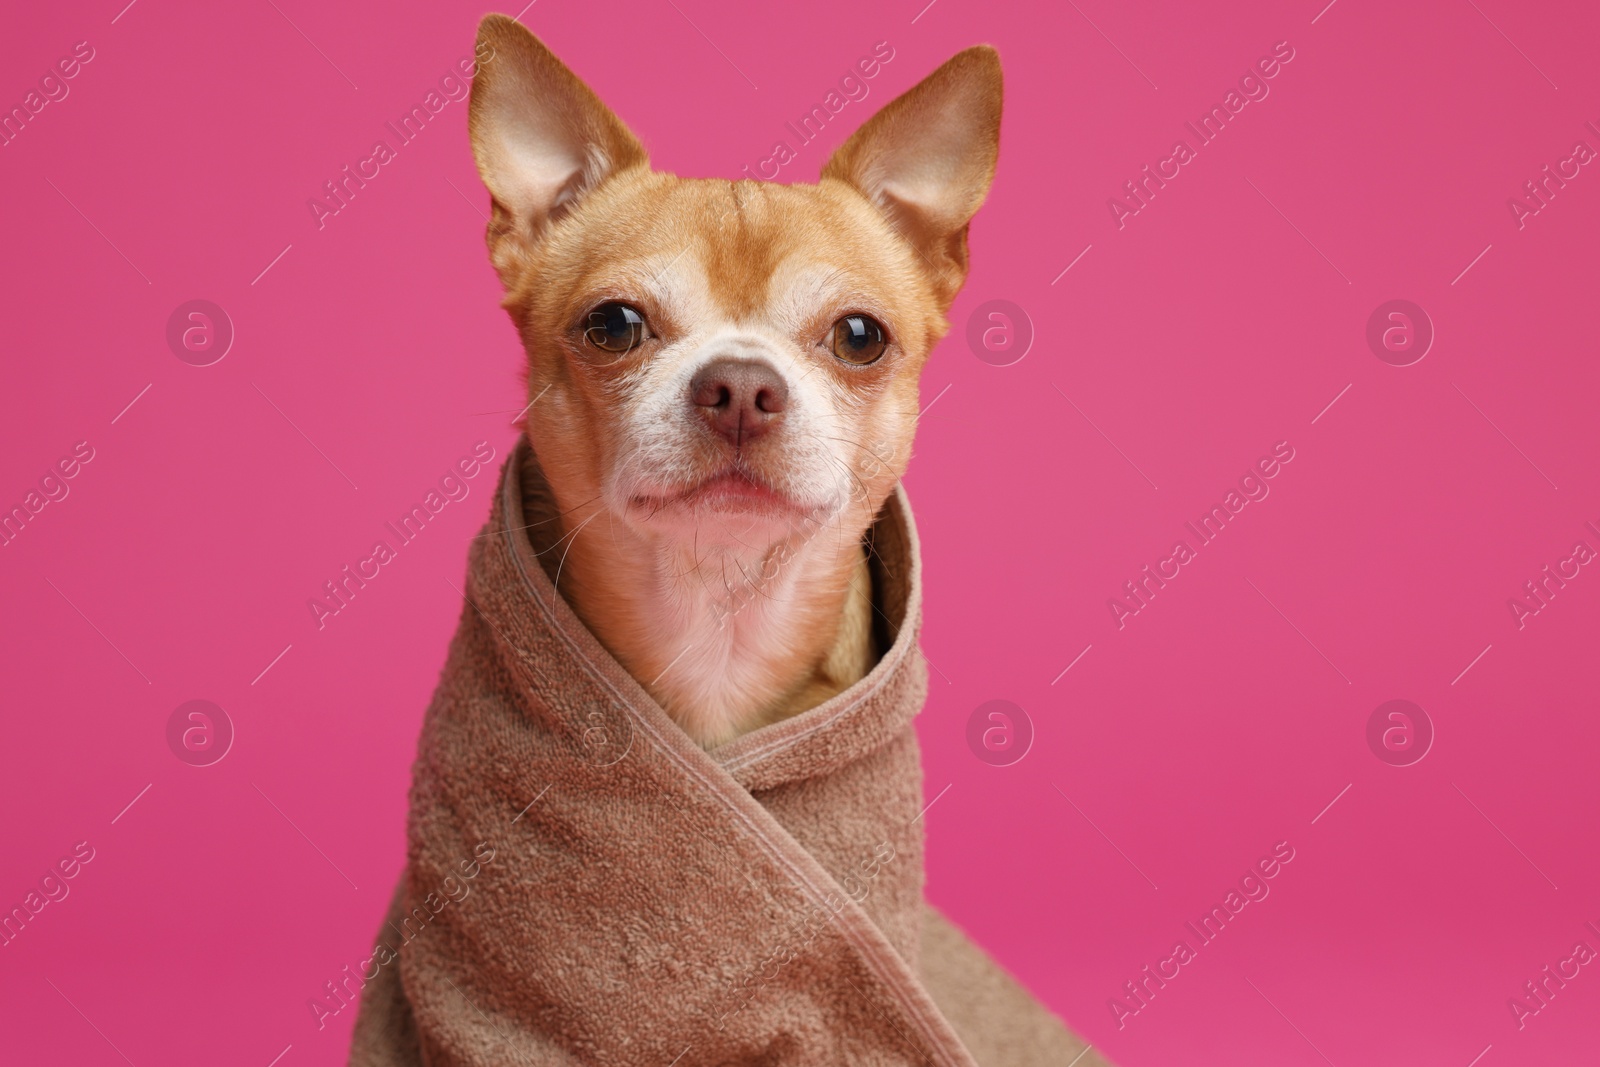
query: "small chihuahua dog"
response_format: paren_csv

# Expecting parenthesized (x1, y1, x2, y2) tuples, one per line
(470, 15, 999, 747)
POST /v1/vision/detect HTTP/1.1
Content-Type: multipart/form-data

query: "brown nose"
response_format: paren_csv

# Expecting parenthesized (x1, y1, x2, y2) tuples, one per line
(689, 358, 788, 446)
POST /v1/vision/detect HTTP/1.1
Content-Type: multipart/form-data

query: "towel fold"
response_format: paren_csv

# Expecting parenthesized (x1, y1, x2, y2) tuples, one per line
(349, 437, 1109, 1067)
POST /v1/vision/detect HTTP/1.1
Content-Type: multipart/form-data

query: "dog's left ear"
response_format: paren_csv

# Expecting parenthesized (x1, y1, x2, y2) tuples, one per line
(822, 46, 1002, 309)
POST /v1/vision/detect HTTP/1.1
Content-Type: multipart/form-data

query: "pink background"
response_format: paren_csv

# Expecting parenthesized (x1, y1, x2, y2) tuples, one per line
(3, 0, 1598, 1063)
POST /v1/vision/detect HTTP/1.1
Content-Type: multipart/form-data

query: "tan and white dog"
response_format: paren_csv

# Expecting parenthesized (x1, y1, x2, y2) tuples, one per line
(346, 25, 1114, 1064)
(469, 14, 1000, 747)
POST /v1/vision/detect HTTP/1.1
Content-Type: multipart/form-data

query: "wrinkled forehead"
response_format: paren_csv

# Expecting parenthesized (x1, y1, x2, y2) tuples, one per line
(525, 175, 936, 344)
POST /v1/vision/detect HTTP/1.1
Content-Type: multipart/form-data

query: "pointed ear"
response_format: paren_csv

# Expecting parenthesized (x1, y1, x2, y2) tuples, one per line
(468, 15, 649, 287)
(821, 46, 1002, 309)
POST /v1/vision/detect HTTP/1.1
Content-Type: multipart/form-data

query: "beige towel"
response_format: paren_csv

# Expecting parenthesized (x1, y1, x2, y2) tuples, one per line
(348, 438, 1110, 1067)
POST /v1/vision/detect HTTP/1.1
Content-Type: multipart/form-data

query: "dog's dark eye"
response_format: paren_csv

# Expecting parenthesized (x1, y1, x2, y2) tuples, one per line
(584, 302, 649, 354)
(830, 315, 887, 365)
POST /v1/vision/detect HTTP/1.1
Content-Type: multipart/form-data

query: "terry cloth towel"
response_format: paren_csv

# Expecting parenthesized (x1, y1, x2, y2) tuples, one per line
(349, 437, 1111, 1067)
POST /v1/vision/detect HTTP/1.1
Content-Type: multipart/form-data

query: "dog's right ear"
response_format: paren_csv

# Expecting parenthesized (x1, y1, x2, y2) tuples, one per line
(469, 15, 648, 286)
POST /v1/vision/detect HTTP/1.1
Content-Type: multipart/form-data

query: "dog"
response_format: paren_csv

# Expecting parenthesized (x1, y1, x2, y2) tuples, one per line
(468, 14, 1001, 748)
(345, 20, 1114, 1064)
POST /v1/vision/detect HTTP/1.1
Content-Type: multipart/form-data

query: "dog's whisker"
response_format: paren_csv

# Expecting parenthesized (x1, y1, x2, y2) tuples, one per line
(549, 509, 600, 592)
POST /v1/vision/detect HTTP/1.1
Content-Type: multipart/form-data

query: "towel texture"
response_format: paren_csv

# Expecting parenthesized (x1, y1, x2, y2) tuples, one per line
(349, 439, 1108, 1067)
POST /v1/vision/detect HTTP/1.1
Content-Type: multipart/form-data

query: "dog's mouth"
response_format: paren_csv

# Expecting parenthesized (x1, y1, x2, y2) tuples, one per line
(628, 466, 809, 519)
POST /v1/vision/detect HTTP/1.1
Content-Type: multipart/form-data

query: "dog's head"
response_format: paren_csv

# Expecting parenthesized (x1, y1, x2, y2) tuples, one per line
(469, 14, 999, 557)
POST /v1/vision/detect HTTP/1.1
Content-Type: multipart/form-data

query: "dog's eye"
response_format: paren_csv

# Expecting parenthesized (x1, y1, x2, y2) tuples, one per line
(830, 315, 888, 365)
(584, 303, 649, 353)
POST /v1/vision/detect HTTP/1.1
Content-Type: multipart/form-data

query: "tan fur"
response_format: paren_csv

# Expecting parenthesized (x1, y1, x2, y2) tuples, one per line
(472, 15, 1001, 745)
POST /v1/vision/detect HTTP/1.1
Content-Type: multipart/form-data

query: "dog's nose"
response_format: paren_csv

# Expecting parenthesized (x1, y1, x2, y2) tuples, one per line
(689, 358, 788, 446)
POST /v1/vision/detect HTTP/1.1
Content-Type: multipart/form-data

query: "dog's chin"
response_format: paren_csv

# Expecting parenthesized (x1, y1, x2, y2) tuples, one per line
(619, 468, 835, 549)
